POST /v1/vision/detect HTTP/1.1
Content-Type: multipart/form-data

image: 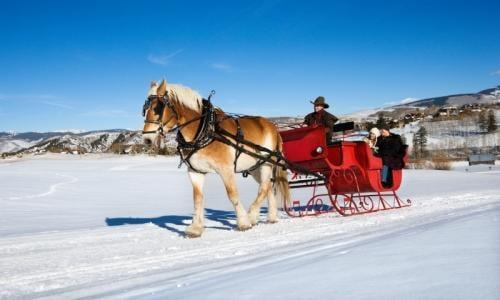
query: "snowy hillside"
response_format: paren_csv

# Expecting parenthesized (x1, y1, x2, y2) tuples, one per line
(0, 155, 499, 299)
(0, 130, 175, 155)
(341, 86, 500, 121)
(391, 116, 500, 152)
(2, 86, 498, 156)
(393, 86, 500, 108)
(0, 138, 36, 153)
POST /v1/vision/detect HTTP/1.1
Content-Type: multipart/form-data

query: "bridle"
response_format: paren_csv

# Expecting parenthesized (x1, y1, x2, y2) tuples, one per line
(142, 93, 177, 136)
(141, 90, 216, 136)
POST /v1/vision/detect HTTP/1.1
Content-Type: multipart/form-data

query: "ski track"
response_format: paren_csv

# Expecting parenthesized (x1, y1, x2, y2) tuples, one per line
(1, 191, 499, 299)
(2, 173, 78, 201)
(108, 162, 161, 171)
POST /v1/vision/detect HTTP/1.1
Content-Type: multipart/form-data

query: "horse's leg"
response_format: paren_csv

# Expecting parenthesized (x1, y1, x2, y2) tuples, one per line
(220, 170, 252, 231)
(185, 171, 206, 238)
(248, 164, 273, 225)
(266, 185, 278, 223)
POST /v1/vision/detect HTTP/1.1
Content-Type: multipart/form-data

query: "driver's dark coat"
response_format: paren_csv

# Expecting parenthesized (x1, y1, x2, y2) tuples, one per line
(304, 110, 339, 141)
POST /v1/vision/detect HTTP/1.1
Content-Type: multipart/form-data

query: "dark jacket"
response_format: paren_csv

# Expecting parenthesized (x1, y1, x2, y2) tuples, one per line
(304, 110, 339, 141)
(374, 133, 407, 169)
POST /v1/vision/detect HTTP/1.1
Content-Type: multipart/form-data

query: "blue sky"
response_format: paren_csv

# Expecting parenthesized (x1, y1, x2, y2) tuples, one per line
(1, 0, 499, 132)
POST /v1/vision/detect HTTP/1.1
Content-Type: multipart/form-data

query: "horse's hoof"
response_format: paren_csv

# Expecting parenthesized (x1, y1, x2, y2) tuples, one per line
(267, 219, 278, 224)
(185, 232, 202, 238)
(185, 225, 203, 238)
(237, 224, 252, 231)
(248, 214, 259, 226)
(247, 208, 260, 225)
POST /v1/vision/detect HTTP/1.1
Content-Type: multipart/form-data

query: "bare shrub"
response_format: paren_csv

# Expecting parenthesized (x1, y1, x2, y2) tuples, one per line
(406, 159, 422, 169)
(109, 143, 126, 154)
(431, 151, 452, 170)
(406, 158, 436, 169)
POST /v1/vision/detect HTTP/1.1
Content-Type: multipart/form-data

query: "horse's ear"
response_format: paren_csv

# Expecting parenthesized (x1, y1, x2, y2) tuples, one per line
(147, 80, 158, 96)
(157, 79, 167, 96)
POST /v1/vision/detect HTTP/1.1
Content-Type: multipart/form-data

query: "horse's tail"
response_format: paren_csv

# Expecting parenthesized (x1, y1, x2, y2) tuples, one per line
(274, 134, 290, 207)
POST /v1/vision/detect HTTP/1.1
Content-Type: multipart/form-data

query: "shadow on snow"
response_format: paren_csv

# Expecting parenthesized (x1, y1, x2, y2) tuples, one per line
(105, 208, 268, 237)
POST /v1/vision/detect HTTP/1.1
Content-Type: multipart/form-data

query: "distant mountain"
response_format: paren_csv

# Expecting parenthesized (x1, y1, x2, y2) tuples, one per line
(478, 87, 500, 95)
(0, 129, 177, 156)
(392, 86, 499, 109)
(0, 129, 130, 143)
(2, 86, 499, 157)
(342, 86, 500, 121)
(7, 132, 69, 142)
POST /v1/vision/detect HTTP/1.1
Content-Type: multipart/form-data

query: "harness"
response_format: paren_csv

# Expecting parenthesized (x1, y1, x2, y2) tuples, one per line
(142, 92, 325, 180)
(175, 98, 217, 173)
(142, 94, 169, 136)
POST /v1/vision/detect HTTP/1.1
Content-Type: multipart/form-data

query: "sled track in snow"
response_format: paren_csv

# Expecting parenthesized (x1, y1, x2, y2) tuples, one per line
(1, 173, 78, 201)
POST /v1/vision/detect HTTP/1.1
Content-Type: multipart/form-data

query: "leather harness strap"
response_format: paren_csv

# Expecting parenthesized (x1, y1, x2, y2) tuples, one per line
(143, 94, 325, 180)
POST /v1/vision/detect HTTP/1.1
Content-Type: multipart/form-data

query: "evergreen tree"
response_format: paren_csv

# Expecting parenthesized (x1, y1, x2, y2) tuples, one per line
(376, 113, 387, 129)
(413, 126, 428, 159)
(487, 110, 497, 133)
(478, 110, 488, 133)
(364, 121, 375, 131)
(412, 133, 420, 158)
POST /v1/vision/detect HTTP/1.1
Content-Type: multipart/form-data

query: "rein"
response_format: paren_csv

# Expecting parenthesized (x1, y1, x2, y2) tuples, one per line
(142, 92, 325, 180)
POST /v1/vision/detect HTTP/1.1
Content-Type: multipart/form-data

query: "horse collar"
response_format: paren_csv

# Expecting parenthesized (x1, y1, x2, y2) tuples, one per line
(176, 99, 217, 172)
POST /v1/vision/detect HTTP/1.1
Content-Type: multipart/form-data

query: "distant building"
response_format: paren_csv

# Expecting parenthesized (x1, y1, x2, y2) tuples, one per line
(436, 106, 459, 117)
(403, 112, 425, 122)
(461, 103, 483, 112)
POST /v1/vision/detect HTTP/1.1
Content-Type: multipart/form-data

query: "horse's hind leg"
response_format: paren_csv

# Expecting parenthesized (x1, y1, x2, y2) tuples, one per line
(220, 170, 252, 231)
(248, 165, 273, 225)
(186, 171, 206, 238)
(266, 187, 278, 223)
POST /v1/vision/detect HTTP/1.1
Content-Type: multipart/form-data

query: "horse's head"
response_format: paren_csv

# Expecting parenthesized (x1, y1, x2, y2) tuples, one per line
(142, 79, 178, 149)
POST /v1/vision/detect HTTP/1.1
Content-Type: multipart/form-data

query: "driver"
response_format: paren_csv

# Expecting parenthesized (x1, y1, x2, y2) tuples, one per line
(304, 96, 339, 142)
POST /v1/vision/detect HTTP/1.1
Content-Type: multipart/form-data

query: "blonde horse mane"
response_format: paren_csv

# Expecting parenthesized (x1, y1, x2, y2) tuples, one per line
(167, 84, 203, 113)
(147, 82, 204, 113)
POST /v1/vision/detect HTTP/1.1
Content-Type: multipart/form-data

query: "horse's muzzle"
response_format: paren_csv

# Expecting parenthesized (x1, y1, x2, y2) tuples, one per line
(143, 133, 163, 150)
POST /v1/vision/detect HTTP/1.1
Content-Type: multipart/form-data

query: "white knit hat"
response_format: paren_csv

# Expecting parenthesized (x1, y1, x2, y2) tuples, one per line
(369, 127, 380, 137)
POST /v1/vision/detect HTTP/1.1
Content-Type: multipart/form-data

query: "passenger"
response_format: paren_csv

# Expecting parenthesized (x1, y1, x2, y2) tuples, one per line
(374, 126, 406, 187)
(363, 127, 380, 153)
(304, 96, 339, 142)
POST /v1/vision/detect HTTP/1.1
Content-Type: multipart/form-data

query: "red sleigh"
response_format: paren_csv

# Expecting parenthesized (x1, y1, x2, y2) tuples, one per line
(279, 125, 411, 217)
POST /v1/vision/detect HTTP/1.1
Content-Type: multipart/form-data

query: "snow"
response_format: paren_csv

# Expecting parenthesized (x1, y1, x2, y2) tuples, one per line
(53, 129, 87, 134)
(340, 107, 395, 122)
(0, 154, 499, 299)
(0, 138, 36, 153)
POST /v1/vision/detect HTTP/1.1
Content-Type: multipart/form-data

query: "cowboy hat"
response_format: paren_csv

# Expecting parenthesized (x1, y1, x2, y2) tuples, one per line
(310, 96, 329, 108)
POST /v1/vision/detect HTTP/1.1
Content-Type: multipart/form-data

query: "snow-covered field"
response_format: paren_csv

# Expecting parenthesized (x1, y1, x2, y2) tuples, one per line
(1, 155, 499, 299)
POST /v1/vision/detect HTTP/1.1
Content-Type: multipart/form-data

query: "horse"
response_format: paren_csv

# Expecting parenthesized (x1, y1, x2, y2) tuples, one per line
(142, 79, 290, 238)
